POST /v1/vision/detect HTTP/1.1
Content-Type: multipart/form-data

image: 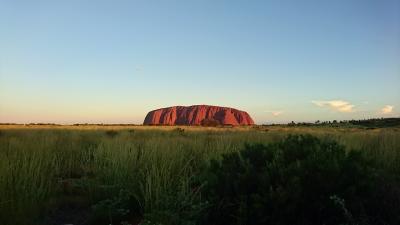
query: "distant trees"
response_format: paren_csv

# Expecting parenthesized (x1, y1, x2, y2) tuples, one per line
(281, 118, 400, 128)
(347, 118, 400, 127)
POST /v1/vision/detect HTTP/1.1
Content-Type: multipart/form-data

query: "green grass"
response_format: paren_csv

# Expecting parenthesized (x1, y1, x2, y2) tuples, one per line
(0, 126, 399, 225)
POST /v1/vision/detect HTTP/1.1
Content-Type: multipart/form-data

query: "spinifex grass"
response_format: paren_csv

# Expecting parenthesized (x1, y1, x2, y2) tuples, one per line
(0, 126, 399, 225)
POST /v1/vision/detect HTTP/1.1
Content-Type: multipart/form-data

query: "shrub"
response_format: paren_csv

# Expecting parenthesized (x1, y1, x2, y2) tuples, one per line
(90, 189, 137, 225)
(172, 128, 185, 135)
(105, 130, 119, 138)
(127, 129, 135, 134)
(200, 134, 400, 225)
(200, 119, 221, 127)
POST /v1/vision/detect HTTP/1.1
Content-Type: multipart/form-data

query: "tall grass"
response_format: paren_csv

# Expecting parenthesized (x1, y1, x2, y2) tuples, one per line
(0, 126, 399, 225)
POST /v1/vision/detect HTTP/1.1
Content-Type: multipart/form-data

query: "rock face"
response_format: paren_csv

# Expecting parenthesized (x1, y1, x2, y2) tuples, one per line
(143, 105, 254, 126)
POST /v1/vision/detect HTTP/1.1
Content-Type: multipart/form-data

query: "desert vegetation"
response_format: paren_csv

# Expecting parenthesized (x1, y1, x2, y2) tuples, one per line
(0, 125, 399, 225)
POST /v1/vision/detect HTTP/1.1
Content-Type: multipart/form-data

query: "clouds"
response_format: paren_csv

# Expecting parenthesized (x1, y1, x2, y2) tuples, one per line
(381, 105, 394, 114)
(264, 101, 396, 121)
(265, 110, 283, 116)
(311, 100, 397, 116)
(271, 111, 283, 116)
(312, 100, 355, 112)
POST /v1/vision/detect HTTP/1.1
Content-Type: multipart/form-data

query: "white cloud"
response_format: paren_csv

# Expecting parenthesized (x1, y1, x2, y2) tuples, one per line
(381, 105, 394, 114)
(312, 100, 355, 112)
(272, 111, 283, 116)
(265, 110, 283, 116)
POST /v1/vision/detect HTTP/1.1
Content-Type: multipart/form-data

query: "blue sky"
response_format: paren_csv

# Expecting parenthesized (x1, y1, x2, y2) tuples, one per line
(0, 0, 399, 124)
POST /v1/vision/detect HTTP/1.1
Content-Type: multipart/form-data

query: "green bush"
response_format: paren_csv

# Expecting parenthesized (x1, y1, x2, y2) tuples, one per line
(105, 130, 119, 138)
(200, 135, 400, 225)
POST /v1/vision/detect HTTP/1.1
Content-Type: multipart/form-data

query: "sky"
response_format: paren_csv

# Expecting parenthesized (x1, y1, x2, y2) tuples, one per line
(0, 0, 399, 124)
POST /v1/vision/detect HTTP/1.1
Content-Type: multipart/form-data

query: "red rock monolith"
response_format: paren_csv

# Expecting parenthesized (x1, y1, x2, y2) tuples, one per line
(143, 105, 254, 126)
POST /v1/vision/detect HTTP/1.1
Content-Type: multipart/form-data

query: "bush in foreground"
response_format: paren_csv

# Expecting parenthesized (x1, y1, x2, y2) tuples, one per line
(200, 135, 400, 225)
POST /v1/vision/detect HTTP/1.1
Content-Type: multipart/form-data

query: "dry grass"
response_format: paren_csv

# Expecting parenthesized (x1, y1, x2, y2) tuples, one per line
(0, 125, 399, 225)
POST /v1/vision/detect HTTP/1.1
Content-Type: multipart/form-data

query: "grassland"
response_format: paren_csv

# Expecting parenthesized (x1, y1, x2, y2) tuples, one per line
(0, 125, 399, 225)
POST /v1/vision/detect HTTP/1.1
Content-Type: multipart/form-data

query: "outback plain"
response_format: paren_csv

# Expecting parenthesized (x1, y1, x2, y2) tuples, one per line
(1, 120, 399, 225)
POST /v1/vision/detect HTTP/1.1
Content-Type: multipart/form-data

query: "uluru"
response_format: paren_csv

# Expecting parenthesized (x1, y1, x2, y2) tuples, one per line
(143, 105, 254, 126)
